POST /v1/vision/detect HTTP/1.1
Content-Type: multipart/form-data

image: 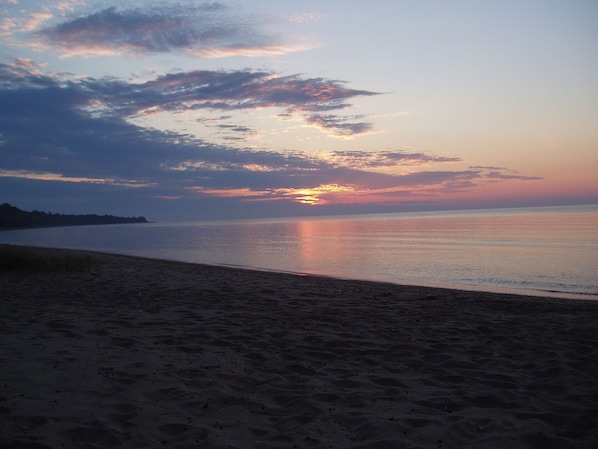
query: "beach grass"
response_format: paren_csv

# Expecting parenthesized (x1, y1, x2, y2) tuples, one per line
(0, 245, 94, 272)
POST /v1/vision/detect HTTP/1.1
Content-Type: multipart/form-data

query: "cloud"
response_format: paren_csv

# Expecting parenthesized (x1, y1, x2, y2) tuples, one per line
(22, 12, 54, 31)
(0, 58, 49, 83)
(184, 166, 541, 207)
(0, 169, 152, 187)
(131, 71, 379, 136)
(136, 71, 379, 115)
(33, 4, 314, 58)
(0, 60, 328, 180)
(0, 60, 379, 137)
(0, 59, 542, 216)
(194, 115, 257, 140)
(469, 165, 542, 181)
(304, 114, 375, 137)
(329, 150, 462, 168)
(214, 123, 257, 141)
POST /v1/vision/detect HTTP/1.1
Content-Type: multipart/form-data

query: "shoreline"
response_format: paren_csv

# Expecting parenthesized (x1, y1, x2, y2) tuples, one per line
(217, 263, 597, 302)
(1, 243, 595, 302)
(2, 245, 598, 448)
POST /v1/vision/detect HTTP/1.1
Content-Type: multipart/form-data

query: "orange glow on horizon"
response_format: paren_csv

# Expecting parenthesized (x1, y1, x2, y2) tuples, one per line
(186, 173, 592, 209)
(191, 183, 356, 205)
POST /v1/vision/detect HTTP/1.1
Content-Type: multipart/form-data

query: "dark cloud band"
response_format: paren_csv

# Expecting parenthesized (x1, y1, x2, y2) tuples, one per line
(0, 59, 541, 209)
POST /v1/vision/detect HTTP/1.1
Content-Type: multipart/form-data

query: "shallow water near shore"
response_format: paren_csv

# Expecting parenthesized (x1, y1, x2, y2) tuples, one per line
(2, 204, 597, 299)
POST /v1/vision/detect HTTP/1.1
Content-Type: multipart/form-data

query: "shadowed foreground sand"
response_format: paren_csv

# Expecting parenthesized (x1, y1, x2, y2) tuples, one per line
(1, 246, 597, 449)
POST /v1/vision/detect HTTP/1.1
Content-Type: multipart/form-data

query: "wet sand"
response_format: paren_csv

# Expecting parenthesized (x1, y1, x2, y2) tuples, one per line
(1, 246, 597, 448)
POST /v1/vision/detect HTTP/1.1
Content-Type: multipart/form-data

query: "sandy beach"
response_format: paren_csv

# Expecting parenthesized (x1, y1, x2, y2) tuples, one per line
(1, 246, 597, 449)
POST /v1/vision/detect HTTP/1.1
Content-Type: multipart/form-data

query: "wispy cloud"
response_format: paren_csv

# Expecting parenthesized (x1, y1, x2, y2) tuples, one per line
(133, 70, 379, 115)
(33, 3, 315, 58)
(304, 114, 375, 137)
(330, 150, 462, 168)
(0, 169, 152, 187)
(135, 71, 380, 136)
(0, 60, 379, 137)
(214, 123, 258, 141)
(22, 12, 53, 31)
(0, 1, 82, 39)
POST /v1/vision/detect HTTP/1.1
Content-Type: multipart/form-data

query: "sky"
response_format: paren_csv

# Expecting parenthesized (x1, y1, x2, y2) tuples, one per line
(1, 0, 597, 221)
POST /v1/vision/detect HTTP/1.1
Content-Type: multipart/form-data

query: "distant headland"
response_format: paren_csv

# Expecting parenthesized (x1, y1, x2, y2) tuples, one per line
(0, 203, 149, 230)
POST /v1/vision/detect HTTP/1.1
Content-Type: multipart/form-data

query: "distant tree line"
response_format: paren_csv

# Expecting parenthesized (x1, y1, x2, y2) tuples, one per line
(0, 203, 149, 230)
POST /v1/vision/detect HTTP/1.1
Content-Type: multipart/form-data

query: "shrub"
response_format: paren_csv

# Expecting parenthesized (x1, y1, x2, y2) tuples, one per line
(0, 246, 93, 272)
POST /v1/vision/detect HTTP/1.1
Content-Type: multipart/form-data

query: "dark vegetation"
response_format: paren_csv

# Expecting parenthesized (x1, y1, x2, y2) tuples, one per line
(0, 245, 94, 272)
(0, 203, 148, 230)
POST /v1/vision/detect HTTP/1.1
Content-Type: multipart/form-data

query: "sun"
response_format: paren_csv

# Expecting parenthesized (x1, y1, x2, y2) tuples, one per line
(289, 184, 354, 205)
(296, 194, 323, 205)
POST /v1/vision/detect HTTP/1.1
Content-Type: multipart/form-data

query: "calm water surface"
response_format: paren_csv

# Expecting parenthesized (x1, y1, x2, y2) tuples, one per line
(2, 205, 597, 299)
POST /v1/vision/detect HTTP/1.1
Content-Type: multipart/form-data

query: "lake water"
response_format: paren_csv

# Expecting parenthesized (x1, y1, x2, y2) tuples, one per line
(1, 205, 597, 300)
